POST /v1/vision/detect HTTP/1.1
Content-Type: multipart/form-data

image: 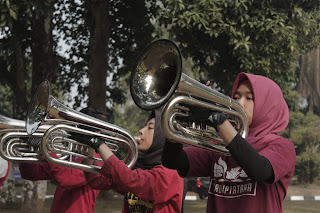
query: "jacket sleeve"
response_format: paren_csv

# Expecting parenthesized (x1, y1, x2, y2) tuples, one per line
(84, 169, 114, 192)
(99, 155, 184, 204)
(19, 161, 53, 181)
(45, 152, 104, 189)
(20, 152, 104, 190)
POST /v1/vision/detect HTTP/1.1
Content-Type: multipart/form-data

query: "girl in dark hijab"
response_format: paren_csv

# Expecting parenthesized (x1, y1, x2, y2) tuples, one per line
(83, 110, 184, 213)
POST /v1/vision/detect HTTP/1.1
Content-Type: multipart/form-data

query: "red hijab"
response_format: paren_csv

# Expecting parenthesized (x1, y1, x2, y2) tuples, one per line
(231, 72, 289, 151)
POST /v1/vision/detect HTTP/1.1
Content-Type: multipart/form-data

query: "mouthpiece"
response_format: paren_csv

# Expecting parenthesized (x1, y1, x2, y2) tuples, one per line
(134, 136, 140, 143)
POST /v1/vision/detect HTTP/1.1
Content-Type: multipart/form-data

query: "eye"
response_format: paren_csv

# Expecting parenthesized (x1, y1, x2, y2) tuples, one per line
(233, 95, 240, 100)
(247, 97, 254, 101)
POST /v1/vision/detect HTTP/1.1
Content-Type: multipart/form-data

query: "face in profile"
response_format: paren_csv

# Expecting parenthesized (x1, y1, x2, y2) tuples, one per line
(233, 80, 254, 126)
(138, 118, 155, 152)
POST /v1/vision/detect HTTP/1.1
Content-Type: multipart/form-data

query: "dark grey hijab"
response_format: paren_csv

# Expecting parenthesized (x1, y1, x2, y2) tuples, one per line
(133, 111, 166, 170)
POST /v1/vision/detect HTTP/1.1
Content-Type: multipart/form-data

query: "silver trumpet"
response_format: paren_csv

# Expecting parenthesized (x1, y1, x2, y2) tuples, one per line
(26, 81, 138, 173)
(130, 39, 248, 154)
(0, 114, 69, 162)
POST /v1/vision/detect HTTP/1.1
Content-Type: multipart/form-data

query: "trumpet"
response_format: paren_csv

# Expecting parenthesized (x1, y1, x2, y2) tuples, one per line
(0, 114, 69, 162)
(130, 39, 248, 154)
(26, 81, 138, 173)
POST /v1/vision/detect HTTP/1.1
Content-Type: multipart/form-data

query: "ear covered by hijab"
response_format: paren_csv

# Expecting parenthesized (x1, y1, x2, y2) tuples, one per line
(231, 72, 289, 150)
(133, 110, 166, 170)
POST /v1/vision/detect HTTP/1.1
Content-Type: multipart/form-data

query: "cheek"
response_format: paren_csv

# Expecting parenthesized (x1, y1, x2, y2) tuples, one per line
(247, 104, 254, 125)
(138, 140, 148, 151)
(146, 135, 153, 147)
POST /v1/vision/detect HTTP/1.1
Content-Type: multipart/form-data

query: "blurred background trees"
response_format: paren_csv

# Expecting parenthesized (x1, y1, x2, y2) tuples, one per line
(0, 0, 320, 211)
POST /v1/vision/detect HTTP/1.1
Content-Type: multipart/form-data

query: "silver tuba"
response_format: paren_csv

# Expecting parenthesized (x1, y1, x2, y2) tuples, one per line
(130, 39, 248, 154)
(0, 114, 69, 162)
(26, 81, 138, 173)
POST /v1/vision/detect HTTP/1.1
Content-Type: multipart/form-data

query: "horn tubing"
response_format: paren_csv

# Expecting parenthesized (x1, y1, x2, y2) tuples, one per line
(0, 132, 44, 162)
(41, 124, 138, 173)
(26, 81, 138, 173)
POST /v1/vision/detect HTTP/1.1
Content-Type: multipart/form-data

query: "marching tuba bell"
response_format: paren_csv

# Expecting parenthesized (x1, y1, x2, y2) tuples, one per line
(130, 39, 248, 154)
(26, 81, 138, 173)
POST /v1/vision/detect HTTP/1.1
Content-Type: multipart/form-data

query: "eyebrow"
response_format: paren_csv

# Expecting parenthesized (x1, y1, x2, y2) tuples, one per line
(234, 91, 254, 96)
(148, 121, 155, 126)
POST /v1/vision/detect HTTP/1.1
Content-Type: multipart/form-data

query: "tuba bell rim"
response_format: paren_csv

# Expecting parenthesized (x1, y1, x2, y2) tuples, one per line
(26, 80, 51, 135)
(130, 39, 182, 111)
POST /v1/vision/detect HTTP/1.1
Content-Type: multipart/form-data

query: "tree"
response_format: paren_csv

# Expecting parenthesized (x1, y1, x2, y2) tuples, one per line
(1, 0, 160, 211)
(53, 0, 158, 110)
(297, 47, 320, 115)
(0, 1, 51, 212)
(284, 111, 320, 184)
(158, 0, 320, 100)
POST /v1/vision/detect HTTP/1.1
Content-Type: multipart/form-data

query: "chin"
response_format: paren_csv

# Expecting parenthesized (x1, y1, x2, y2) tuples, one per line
(138, 146, 146, 152)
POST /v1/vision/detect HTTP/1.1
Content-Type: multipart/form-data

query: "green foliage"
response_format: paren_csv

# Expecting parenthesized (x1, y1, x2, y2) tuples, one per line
(1, 0, 160, 115)
(53, 0, 159, 109)
(0, 84, 14, 116)
(0, 0, 52, 118)
(282, 83, 301, 112)
(290, 112, 320, 154)
(113, 104, 150, 136)
(283, 111, 320, 183)
(295, 151, 320, 184)
(159, 0, 320, 97)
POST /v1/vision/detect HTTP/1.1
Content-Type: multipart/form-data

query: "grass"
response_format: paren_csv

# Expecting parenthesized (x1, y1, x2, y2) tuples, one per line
(284, 201, 320, 213)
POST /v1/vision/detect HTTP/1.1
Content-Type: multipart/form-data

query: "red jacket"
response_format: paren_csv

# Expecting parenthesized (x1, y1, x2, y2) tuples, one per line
(85, 155, 184, 213)
(19, 153, 101, 213)
(0, 161, 9, 187)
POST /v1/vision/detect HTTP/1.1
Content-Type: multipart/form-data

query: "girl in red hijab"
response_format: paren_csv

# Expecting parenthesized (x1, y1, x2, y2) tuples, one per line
(162, 72, 296, 213)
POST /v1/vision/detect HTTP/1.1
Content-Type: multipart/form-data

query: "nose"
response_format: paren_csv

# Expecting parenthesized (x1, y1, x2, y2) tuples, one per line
(139, 126, 146, 136)
(237, 97, 245, 108)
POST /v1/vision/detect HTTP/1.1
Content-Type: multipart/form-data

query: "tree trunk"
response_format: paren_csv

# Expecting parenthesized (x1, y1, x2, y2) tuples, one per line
(31, 0, 59, 92)
(297, 47, 320, 114)
(19, 1, 56, 212)
(86, 0, 110, 111)
(20, 181, 48, 213)
(12, 22, 28, 119)
(313, 47, 320, 112)
(0, 163, 16, 210)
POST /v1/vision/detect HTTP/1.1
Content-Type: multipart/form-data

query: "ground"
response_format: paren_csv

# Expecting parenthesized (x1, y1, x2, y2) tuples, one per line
(1, 182, 320, 212)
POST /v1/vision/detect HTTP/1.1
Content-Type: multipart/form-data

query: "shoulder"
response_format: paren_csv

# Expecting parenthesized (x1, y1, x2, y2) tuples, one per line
(150, 165, 183, 178)
(261, 137, 296, 164)
(270, 137, 295, 151)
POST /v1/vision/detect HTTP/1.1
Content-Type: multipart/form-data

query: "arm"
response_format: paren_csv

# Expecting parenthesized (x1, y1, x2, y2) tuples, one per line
(217, 120, 274, 182)
(19, 161, 53, 181)
(162, 140, 189, 177)
(46, 152, 105, 189)
(100, 154, 183, 203)
(19, 152, 97, 189)
(88, 144, 183, 202)
(226, 133, 274, 182)
(83, 147, 113, 192)
(171, 107, 274, 182)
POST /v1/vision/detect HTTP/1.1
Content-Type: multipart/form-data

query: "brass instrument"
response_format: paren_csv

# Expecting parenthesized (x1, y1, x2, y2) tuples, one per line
(0, 114, 69, 162)
(26, 81, 138, 173)
(130, 39, 248, 154)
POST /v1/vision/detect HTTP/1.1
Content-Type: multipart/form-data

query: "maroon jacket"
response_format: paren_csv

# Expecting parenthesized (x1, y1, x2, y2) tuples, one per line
(19, 153, 102, 213)
(85, 155, 184, 213)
